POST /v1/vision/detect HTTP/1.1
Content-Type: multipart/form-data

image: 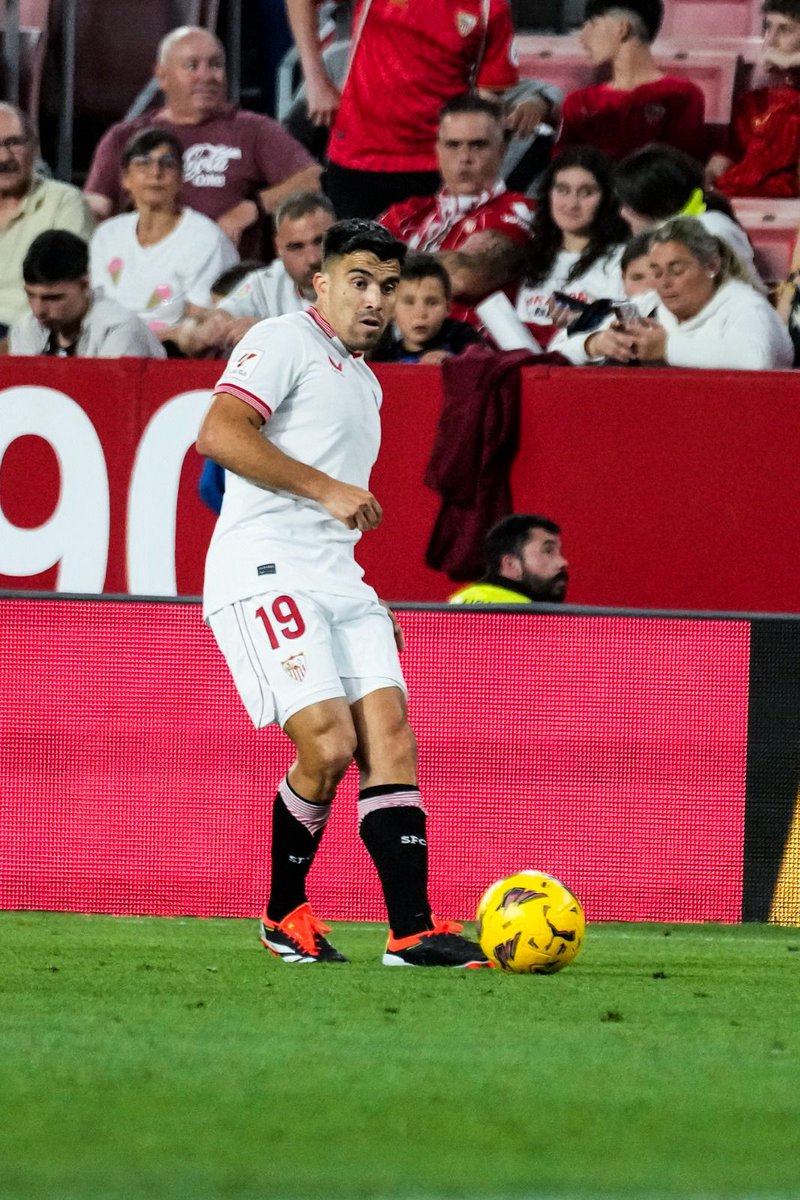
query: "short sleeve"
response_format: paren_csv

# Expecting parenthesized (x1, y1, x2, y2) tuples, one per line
(84, 123, 128, 209)
(250, 115, 317, 186)
(214, 320, 307, 421)
(475, 0, 518, 91)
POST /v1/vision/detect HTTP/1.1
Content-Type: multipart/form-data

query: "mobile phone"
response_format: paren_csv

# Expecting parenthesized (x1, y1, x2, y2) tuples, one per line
(552, 291, 591, 312)
(613, 302, 642, 325)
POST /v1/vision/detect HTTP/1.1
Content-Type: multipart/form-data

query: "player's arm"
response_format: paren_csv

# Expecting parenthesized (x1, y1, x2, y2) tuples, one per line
(196, 391, 382, 530)
(284, 0, 341, 127)
(439, 233, 527, 299)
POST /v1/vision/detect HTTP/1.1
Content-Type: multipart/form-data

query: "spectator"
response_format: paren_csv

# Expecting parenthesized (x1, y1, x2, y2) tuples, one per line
(380, 96, 537, 323)
(706, 0, 800, 198)
(449, 514, 569, 604)
(554, 218, 793, 369)
(372, 254, 485, 363)
(556, 0, 705, 162)
(83, 26, 321, 255)
(0, 103, 94, 335)
(548, 229, 657, 335)
(7, 230, 165, 358)
(89, 127, 238, 336)
(614, 144, 763, 288)
(286, 0, 558, 218)
(177, 190, 336, 356)
(514, 147, 629, 343)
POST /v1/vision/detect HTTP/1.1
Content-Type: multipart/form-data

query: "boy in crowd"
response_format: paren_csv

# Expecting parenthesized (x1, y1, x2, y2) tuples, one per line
(373, 255, 485, 363)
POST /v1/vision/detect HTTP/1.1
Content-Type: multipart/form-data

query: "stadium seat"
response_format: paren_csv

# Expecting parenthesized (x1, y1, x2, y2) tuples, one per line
(659, 0, 764, 38)
(731, 198, 800, 281)
(514, 35, 597, 95)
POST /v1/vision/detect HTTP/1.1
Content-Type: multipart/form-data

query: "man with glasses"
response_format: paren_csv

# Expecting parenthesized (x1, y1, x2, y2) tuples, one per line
(84, 26, 321, 258)
(0, 103, 94, 336)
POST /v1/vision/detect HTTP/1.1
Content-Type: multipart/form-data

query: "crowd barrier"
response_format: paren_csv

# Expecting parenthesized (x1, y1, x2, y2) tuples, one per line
(2, 358, 800, 612)
(1, 594, 798, 925)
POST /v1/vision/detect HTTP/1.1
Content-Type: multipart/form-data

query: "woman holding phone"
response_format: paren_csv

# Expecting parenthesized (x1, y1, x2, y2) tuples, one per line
(514, 146, 630, 345)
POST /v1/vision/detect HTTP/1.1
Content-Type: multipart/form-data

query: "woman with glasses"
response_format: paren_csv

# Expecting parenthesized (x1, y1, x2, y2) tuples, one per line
(89, 127, 238, 339)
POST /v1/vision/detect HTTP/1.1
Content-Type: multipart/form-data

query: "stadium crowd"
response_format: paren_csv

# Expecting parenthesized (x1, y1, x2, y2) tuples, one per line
(2, 0, 800, 367)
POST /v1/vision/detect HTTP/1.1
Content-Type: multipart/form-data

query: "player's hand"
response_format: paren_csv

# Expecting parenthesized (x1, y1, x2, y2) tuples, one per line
(505, 96, 550, 138)
(306, 72, 341, 127)
(381, 601, 405, 651)
(319, 480, 383, 530)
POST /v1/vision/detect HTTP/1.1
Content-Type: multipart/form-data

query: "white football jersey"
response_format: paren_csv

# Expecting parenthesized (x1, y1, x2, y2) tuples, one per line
(202, 308, 383, 618)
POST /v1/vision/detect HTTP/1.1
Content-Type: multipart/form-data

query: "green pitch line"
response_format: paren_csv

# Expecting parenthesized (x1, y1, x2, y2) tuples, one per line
(1, 913, 798, 1200)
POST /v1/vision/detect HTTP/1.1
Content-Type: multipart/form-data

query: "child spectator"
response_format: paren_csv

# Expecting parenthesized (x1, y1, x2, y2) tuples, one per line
(372, 255, 485, 364)
(555, 0, 705, 162)
(706, 0, 800, 198)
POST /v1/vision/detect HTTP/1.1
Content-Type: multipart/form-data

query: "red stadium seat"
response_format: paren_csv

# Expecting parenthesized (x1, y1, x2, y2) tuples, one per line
(659, 0, 764, 38)
(731, 198, 800, 281)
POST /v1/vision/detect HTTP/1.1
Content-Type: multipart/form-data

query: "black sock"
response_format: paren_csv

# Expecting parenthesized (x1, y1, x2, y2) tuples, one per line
(266, 790, 326, 923)
(358, 791, 433, 939)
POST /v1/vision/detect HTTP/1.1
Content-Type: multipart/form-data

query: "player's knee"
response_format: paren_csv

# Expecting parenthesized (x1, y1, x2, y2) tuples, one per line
(301, 727, 357, 790)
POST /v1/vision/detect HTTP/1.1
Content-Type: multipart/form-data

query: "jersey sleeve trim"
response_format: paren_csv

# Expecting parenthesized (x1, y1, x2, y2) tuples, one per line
(213, 384, 272, 420)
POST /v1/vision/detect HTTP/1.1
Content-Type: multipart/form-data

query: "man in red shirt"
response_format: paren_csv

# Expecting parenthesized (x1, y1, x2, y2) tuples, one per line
(285, 0, 555, 218)
(380, 95, 535, 322)
(555, 0, 706, 162)
(706, 0, 800, 197)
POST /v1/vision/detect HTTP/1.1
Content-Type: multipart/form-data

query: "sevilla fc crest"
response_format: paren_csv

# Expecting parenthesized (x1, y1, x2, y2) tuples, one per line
(281, 653, 307, 683)
(456, 10, 478, 36)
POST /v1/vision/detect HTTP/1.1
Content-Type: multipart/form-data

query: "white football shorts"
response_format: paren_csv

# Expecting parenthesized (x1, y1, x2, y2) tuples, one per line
(208, 588, 407, 729)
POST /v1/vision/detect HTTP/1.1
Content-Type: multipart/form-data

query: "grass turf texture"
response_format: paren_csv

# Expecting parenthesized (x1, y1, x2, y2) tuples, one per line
(1, 915, 799, 1200)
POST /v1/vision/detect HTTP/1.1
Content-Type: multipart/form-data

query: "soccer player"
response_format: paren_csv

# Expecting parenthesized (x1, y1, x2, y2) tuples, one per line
(196, 219, 489, 968)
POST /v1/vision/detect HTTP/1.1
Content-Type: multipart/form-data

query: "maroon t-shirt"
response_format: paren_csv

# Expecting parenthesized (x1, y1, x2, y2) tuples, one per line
(554, 76, 706, 162)
(84, 105, 316, 219)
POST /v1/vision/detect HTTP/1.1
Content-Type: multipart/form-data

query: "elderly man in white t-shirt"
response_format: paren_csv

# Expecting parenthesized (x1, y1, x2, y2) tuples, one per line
(178, 191, 335, 357)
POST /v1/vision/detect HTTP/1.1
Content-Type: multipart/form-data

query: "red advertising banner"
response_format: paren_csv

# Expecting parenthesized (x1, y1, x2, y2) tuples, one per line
(2, 358, 800, 611)
(0, 597, 750, 924)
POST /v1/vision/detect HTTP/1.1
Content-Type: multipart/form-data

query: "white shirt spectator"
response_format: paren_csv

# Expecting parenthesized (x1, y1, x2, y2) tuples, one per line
(552, 279, 793, 370)
(516, 245, 626, 325)
(218, 259, 311, 321)
(9, 290, 167, 357)
(90, 208, 238, 330)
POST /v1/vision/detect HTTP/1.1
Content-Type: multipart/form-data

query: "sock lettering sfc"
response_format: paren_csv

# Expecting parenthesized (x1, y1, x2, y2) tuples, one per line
(358, 788, 433, 940)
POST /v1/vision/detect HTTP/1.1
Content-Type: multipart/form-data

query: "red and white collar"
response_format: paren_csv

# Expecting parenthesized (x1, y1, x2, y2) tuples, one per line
(307, 306, 364, 357)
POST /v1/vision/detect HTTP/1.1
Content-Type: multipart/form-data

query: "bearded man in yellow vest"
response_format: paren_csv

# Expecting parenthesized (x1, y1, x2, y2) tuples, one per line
(449, 514, 569, 605)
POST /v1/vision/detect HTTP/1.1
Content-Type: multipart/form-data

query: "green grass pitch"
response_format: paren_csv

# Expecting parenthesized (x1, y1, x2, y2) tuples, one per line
(1, 912, 799, 1200)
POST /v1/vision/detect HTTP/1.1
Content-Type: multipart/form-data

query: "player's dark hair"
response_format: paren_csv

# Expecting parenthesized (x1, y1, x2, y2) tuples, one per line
(321, 219, 406, 268)
(275, 190, 336, 227)
(23, 230, 89, 284)
(615, 144, 738, 223)
(485, 514, 561, 574)
(209, 260, 264, 299)
(583, 0, 663, 42)
(121, 126, 184, 169)
(762, 0, 800, 19)
(525, 146, 629, 287)
(621, 231, 653, 271)
(439, 92, 505, 127)
(400, 253, 452, 301)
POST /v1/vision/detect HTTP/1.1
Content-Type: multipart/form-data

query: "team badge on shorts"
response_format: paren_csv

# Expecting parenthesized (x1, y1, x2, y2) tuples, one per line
(281, 653, 307, 683)
(456, 10, 478, 35)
